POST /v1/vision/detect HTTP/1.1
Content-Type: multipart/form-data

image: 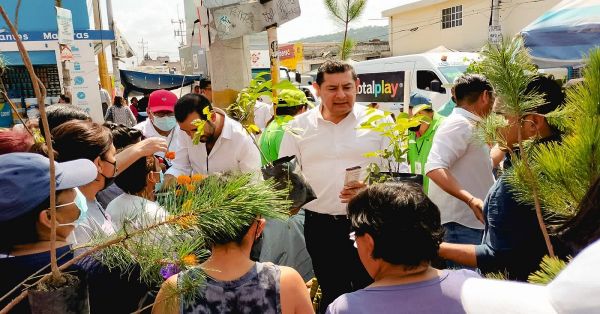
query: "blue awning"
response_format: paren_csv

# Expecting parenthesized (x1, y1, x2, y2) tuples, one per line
(0, 51, 56, 66)
(120, 70, 203, 97)
(521, 0, 600, 68)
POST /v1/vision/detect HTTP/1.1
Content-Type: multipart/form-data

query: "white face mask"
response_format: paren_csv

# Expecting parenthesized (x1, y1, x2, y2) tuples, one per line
(153, 116, 177, 131)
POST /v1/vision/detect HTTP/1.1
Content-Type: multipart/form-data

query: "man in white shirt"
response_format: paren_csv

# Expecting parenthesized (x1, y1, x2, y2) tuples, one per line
(278, 60, 389, 312)
(134, 90, 180, 160)
(164, 93, 261, 184)
(99, 83, 111, 116)
(425, 74, 496, 247)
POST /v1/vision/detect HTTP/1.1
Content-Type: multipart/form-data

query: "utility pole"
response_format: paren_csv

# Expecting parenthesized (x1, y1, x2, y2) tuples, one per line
(489, 0, 502, 45)
(138, 37, 148, 62)
(106, 0, 121, 95)
(172, 18, 186, 47)
(92, 0, 111, 91)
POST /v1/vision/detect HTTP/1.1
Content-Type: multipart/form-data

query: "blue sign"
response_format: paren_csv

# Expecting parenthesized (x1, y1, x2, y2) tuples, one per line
(0, 30, 115, 42)
(73, 62, 81, 71)
(74, 76, 85, 85)
(77, 92, 86, 100)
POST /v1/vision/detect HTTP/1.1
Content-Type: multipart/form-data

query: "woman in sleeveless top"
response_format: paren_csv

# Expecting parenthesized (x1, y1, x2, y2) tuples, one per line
(153, 217, 314, 314)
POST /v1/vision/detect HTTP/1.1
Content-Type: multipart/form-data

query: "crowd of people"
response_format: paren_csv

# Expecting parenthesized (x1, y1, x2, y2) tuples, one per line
(0, 59, 599, 314)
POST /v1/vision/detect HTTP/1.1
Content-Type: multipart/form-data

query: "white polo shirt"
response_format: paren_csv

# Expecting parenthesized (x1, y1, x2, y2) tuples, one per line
(106, 194, 168, 231)
(278, 105, 392, 215)
(134, 119, 179, 158)
(165, 111, 261, 176)
(425, 107, 495, 229)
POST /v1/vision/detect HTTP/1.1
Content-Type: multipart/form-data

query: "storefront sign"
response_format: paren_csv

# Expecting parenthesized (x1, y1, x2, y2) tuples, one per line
(356, 71, 405, 103)
(0, 30, 114, 42)
(70, 41, 103, 122)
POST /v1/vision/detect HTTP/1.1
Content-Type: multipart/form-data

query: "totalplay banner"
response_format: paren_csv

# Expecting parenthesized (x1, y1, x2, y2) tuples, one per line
(356, 71, 405, 103)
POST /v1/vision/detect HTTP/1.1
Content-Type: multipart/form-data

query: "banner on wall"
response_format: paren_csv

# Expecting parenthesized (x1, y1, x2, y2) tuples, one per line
(70, 41, 103, 122)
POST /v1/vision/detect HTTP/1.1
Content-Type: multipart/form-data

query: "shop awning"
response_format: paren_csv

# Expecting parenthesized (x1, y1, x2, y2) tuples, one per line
(521, 0, 600, 68)
(120, 69, 203, 97)
(0, 51, 56, 66)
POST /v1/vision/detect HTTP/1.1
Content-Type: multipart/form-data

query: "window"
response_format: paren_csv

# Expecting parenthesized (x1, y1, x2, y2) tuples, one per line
(417, 70, 445, 94)
(442, 5, 462, 29)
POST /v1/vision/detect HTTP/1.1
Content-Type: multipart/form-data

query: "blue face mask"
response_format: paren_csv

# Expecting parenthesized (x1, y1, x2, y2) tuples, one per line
(57, 188, 88, 228)
(153, 116, 177, 132)
(154, 171, 165, 193)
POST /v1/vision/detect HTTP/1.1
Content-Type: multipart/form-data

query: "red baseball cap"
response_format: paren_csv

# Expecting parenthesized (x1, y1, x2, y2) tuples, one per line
(148, 90, 178, 113)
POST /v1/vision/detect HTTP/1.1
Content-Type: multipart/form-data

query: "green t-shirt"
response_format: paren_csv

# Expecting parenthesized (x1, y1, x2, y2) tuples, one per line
(407, 113, 444, 193)
(258, 115, 294, 165)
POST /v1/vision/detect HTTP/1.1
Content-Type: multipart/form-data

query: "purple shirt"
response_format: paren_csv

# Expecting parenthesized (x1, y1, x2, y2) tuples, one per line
(326, 269, 479, 314)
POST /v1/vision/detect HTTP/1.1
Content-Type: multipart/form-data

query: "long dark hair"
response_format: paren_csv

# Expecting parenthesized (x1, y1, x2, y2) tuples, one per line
(557, 176, 600, 254)
(40, 120, 113, 162)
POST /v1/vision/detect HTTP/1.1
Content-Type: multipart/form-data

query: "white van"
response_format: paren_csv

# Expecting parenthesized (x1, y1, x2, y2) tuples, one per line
(353, 52, 479, 113)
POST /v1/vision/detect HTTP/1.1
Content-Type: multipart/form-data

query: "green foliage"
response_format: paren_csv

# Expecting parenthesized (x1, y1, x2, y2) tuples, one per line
(475, 113, 508, 146)
(90, 173, 291, 303)
(339, 37, 355, 61)
(528, 256, 569, 285)
(484, 271, 509, 280)
(226, 72, 298, 134)
(506, 48, 600, 219)
(359, 109, 422, 181)
(479, 38, 544, 117)
(323, 0, 367, 60)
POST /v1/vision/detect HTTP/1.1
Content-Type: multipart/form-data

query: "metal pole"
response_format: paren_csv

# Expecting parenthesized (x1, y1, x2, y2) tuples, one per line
(106, 0, 121, 95)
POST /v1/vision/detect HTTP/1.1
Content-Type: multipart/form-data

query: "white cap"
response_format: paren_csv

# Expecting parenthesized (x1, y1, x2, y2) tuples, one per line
(461, 239, 600, 314)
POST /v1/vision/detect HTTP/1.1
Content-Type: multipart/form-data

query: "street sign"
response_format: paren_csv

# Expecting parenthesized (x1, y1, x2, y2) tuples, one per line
(56, 7, 74, 46)
(211, 0, 300, 40)
(488, 25, 502, 44)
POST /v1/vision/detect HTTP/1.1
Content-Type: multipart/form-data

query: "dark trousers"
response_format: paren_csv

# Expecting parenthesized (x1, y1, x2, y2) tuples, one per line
(304, 210, 372, 313)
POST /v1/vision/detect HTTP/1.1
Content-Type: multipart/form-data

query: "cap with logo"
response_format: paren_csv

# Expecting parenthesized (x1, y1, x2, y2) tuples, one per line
(148, 90, 178, 113)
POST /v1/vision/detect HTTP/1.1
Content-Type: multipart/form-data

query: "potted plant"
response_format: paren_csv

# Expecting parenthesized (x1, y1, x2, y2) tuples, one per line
(359, 109, 424, 184)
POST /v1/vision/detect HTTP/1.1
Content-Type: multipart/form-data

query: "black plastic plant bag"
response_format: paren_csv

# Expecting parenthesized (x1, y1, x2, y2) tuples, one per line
(261, 155, 317, 211)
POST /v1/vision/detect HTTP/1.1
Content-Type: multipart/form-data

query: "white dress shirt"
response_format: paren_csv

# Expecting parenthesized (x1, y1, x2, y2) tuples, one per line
(278, 105, 391, 215)
(134, 119, 180, 158)
(165, 112, 262, 177)
(254, 100, 274, 130)
(106, 193, 168, 231)
(425, 107, 495, 229)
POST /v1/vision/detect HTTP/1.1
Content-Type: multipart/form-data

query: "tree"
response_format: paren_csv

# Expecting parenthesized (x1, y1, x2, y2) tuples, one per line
(323, 0, 367, 60)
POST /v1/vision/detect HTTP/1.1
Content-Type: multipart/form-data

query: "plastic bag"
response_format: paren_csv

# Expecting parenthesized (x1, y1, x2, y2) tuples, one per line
(261, 155, 317, 211)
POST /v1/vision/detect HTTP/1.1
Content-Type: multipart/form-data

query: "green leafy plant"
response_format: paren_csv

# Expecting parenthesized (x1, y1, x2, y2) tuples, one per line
(359, 109, 422, 182)
(226, 72, 297, 135)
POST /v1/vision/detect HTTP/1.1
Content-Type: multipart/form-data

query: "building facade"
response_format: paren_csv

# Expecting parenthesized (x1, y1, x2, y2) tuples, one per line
(383, 0, 560, 56)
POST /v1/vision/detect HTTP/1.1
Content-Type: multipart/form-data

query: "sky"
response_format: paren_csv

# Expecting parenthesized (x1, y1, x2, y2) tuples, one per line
(105, 0, 413, 67)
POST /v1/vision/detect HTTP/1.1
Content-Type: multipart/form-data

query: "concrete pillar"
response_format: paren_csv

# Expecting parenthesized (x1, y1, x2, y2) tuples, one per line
(207, 36, 251, 108)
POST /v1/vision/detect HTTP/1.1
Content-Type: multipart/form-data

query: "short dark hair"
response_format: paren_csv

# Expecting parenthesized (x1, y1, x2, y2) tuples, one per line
(115, 156, 154, 194)
(103, 122, 143, 150)
(59, 94, 71, 103)
(453, 74, 493, 105)
(199, 78, 211, 90)
(174, 93, 212, 122)
(275, 104, 307, 116)
(39, 104, 90, 139)
(348, 182, 444, 267)
(316, 60, 357, 86)
(525, 75, 564, 115)
(0, 196, 49, 252)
